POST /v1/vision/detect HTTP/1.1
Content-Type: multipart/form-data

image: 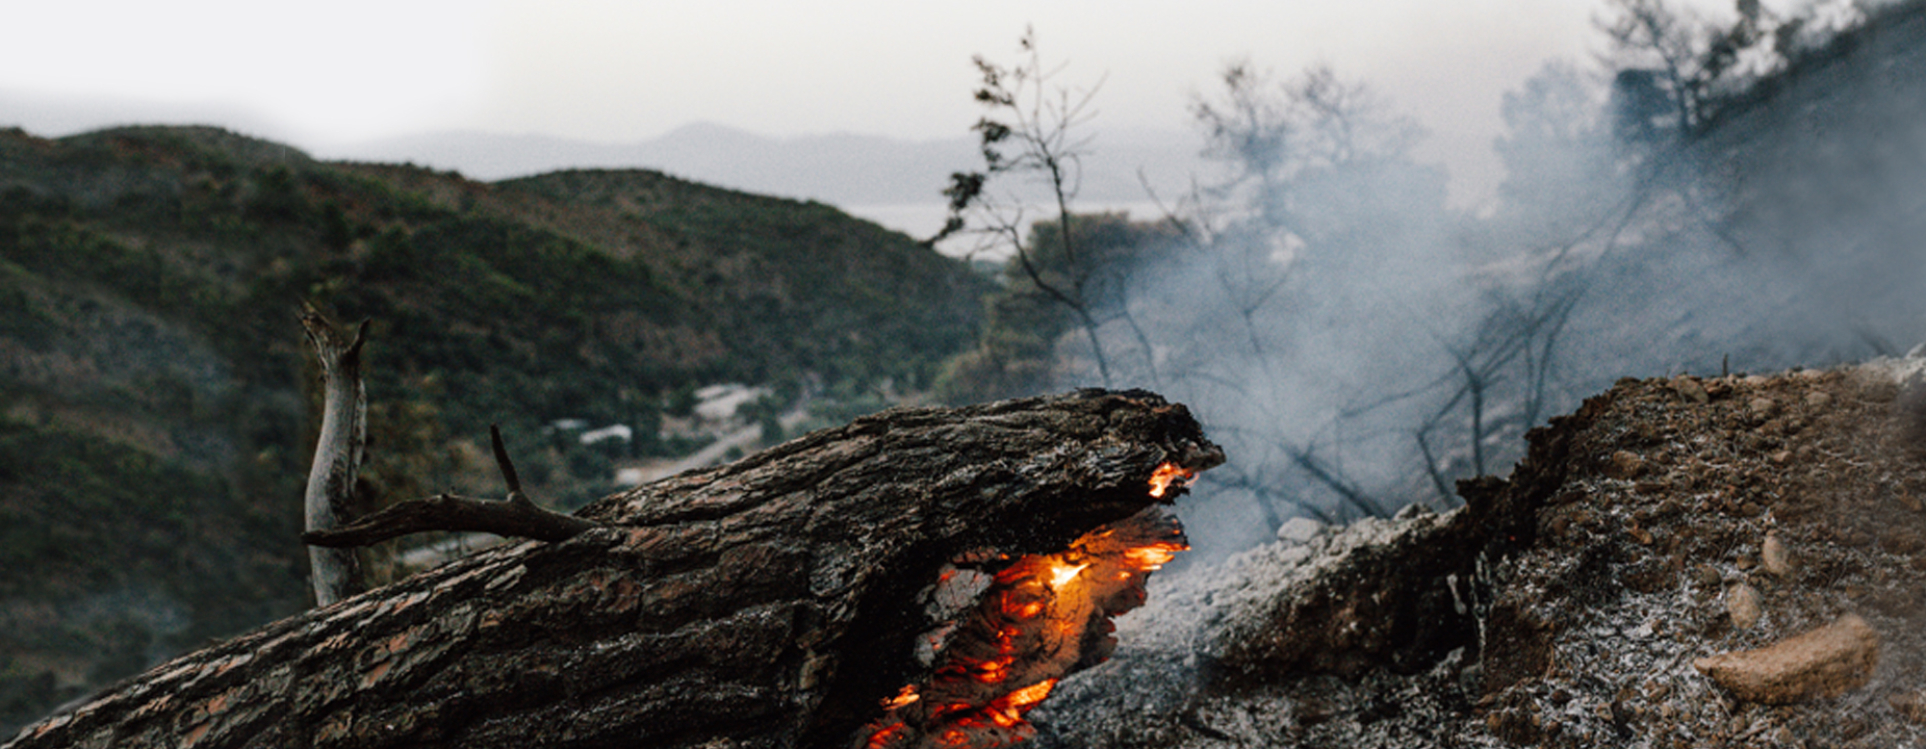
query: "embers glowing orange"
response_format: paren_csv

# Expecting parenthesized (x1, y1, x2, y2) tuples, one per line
(865, 508, 1189, 749)
(866, 722, 910, 749)
(1046, 561, 1087, 590)
(999, 679, 1056, 709)
(882, 685, 920, 709)
(1123, 542, 1185, 571)
(1147, 462, 1195, 498)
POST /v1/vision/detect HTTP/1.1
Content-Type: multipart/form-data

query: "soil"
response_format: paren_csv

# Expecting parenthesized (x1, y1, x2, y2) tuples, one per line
(1031, 361, 1926, 748)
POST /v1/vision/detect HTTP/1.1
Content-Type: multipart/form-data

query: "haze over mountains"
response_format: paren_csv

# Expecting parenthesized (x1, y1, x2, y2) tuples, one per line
(325, 122, 1207, 238)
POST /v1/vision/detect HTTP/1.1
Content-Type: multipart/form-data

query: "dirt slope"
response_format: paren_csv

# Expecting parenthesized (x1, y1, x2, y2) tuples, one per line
(1034, 361, 1926, 748)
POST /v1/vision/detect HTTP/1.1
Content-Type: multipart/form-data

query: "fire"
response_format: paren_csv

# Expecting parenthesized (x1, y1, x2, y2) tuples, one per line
(1122, 542, 1184, 572)
(1046, 561, 1087, 590)
(883, 685, 921, 709)
(1147, 462, 1194, 498)
(999, 679, 1056, 709)
(862, 508, 1189, 749)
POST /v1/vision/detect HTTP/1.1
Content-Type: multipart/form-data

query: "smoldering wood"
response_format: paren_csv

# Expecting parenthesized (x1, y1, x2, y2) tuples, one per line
(6, 389, 1222, 749)
(300, 305, 369, 606)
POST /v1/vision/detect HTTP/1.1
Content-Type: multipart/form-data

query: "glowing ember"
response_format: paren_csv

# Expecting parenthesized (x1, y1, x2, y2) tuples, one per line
(862, 507, 1190, 749)
(1123, 542, 1183, 571)
(1046, 561, 1087, 590)
(999, 679, 1056, 709)
(1147, 462, 1195, 498)
(883, 685, 921, 709)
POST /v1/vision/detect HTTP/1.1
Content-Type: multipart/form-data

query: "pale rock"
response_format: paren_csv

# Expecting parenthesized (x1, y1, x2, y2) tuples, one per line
(1693, 614, 1881, 704)
(1726, 582, 1763, 630)
(1672, 376, 1710, 404)
(1761, 532, 1795, 578)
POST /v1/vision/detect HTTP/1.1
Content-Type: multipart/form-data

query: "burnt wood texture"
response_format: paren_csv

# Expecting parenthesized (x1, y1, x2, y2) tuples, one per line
(5, 390, 1221, 749)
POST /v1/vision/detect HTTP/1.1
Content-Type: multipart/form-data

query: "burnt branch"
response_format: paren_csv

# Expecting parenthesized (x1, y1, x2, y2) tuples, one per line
(302, 425, 597, 548)
(300, 492, 597, 547)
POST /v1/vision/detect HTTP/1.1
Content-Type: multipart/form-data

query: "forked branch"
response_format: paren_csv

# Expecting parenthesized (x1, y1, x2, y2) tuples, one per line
(302, 425, 598, 548)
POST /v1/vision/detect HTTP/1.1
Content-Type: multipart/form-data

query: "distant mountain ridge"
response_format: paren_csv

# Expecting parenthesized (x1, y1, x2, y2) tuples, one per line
(328, 122, 1205, 210)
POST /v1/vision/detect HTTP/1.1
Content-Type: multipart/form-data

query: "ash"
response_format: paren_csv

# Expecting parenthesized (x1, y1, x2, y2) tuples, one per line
(1032, 362, 1926, 748)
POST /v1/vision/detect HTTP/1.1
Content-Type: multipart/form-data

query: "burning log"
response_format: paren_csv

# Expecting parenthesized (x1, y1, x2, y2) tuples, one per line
(862, 506, 1191, 749)
(5, 389, 1221, 749)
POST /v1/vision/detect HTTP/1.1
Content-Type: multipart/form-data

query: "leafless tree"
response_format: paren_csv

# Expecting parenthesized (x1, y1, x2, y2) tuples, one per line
(937, 27, 1119, 387)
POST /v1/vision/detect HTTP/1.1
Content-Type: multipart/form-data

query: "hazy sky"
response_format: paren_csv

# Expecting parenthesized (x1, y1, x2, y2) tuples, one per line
(4, 0, 1766, 204)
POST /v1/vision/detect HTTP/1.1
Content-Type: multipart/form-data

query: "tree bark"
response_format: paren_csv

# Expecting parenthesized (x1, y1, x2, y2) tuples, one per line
(5, 389, 1221, 749)
(300, 306, 368, 606)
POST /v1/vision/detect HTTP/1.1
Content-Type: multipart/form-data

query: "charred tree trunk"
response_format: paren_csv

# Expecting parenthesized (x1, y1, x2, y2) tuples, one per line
(300, 306, 369, 606)
(6, 390, 1221, 749)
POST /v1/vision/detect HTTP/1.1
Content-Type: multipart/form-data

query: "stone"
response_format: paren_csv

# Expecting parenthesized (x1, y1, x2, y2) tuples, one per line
(1761, 532, 1795, 578)
(1607, 450, 1647, 480)
(1693, 614, 1881, 704)
(1726, 582, 1763, 630)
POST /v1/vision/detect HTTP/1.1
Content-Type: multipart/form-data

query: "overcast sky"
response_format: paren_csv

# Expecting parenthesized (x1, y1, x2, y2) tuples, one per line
(3, 0, 1771, 205)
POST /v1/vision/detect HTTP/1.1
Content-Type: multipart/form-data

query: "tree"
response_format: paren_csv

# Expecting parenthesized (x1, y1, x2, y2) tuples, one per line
(1598, 0, 1789, 138)
(936, 28, 1121, 388)
(935, 213, 1180, 404)
(299, 306, 369, 606)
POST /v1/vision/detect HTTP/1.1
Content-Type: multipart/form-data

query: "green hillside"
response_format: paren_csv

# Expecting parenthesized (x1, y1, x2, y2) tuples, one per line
(0, 125, 989, 731)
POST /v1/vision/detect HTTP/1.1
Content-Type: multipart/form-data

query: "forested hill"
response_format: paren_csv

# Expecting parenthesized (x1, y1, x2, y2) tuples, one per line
(0, 124, 989, 731)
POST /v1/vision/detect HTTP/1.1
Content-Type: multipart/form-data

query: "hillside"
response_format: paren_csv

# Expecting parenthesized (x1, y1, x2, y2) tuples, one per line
(0, 124, 990, 733)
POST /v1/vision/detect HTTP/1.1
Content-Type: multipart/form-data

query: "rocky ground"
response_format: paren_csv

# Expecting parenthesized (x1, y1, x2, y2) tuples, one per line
(1031, 360, 1926, 748)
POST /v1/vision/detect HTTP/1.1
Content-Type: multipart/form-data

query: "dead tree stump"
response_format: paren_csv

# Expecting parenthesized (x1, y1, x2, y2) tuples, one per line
(5, 390, 1221, 749)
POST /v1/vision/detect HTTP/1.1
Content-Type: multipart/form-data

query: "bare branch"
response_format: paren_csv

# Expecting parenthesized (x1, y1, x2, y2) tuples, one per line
(302, 426, 598, 549)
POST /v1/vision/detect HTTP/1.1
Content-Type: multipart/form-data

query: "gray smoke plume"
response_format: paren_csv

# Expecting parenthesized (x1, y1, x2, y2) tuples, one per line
(1018, 2, 1926, 564)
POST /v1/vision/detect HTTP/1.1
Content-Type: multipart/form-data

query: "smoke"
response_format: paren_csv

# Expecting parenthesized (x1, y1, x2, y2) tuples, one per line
(1021, 2, 1926, 564)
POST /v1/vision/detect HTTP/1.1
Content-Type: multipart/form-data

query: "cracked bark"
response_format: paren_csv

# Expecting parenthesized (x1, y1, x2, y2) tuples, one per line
(300, 306, 368, 606)
(6, 389, 1221, 749)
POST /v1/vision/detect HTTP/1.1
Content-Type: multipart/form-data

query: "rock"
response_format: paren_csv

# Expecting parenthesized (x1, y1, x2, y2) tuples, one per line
(1805, 392, 1832, 409)
(1606, 450, 1646, 479)
(1275, 516, 1325, 544)
(1891, 690, 1926, 725)
(1693, 614, 1881, 704)
(1761, 532, 1795, 578)
(1726, 582, 1763, 630)
(1672, 376, 1710, 404)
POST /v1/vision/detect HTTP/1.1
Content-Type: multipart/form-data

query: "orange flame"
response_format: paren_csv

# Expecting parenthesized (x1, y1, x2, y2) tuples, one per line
(1147, 462, 1194, 498)
(882, 685, 920, 709)
(1000, 679, 1057, 710)
(1046, 561, 1088, 590)
(1123, 542, 1185, 572)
